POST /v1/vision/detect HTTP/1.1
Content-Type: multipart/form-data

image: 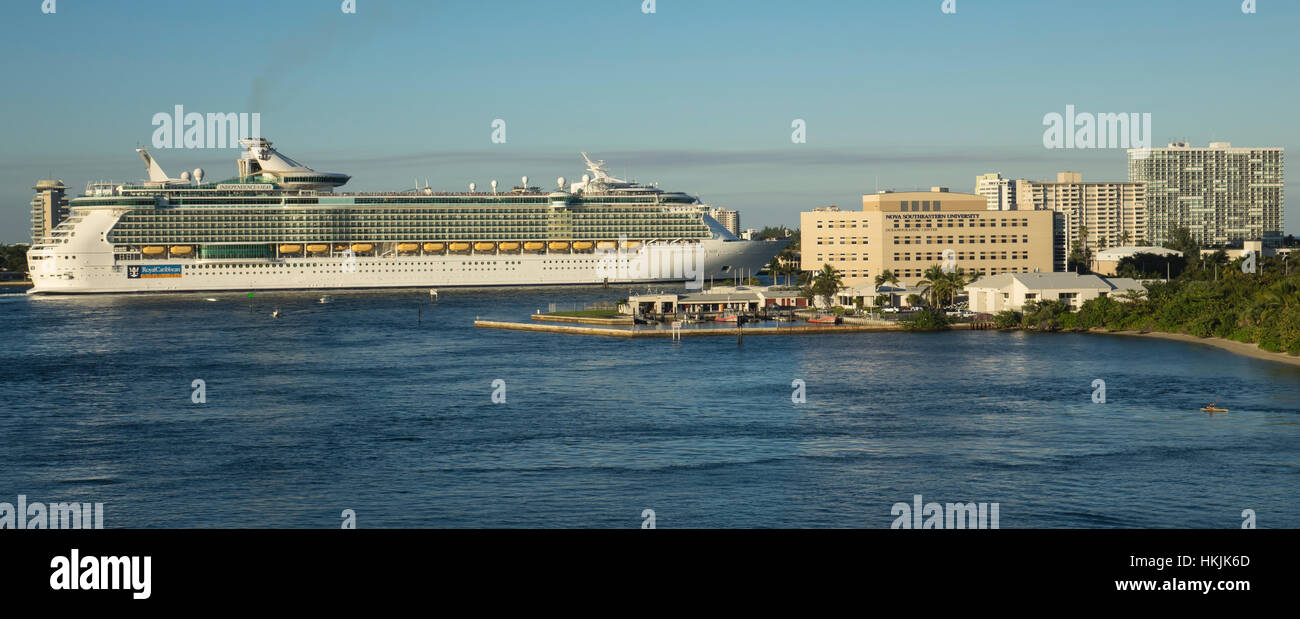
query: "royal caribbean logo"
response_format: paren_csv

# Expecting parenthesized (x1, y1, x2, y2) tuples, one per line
(127, 265, 181, 279)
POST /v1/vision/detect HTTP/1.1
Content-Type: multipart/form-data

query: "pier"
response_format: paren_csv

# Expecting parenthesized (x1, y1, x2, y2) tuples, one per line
(476, 319, 909, 338)
(529, 314, 634, 326)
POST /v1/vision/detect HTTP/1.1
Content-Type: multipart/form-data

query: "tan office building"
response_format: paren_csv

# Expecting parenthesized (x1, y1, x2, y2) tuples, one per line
(801, 187, 1055, 289)
(1015, 172, 1147, 271)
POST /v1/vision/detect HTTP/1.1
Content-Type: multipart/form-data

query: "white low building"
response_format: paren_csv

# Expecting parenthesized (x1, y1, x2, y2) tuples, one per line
(965, 272, 1144, 313)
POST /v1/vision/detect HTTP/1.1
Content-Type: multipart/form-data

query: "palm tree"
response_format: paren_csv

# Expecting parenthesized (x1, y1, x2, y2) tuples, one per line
(917, 265, 950, 308)
(810, 263, 845, 308)
(1252, 280, 1300, 323)
(1118, 230, 1132, 247)
(759, 254, 780, 286)
(872, 269, 900, 309)
(943, 268, 971, 307)
(873, 269, 900, 291)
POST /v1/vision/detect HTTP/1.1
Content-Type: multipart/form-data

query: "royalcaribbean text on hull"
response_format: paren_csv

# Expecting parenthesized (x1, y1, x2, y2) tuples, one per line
(26, 139, 786, 294)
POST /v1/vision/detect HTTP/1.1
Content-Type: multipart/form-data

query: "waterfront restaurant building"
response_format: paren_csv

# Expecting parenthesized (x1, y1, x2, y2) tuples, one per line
(627, 286, 807, 317)
(800, 188, 1055, 289)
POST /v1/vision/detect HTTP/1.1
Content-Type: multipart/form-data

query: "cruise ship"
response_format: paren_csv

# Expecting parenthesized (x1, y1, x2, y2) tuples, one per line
(26, 139, 786, 294)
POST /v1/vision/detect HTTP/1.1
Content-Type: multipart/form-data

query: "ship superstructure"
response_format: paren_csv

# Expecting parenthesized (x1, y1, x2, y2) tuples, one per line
(27, 139, 785, 294)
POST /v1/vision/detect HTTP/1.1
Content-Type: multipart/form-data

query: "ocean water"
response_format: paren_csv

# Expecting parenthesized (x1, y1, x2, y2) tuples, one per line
(1, 285, 1298, 528)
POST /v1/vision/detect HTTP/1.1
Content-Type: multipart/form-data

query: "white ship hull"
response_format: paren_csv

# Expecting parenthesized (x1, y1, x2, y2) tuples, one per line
(26, 143, 789, 294)
(28, 210, 784, 294)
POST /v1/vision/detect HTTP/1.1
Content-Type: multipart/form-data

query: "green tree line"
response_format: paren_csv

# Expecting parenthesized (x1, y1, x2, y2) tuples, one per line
(1, 244, 30, 275)
(994, 251, 1300, 355)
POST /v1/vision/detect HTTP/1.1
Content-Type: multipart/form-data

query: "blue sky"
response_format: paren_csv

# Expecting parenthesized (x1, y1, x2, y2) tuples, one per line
(2, 0, 1297, 242)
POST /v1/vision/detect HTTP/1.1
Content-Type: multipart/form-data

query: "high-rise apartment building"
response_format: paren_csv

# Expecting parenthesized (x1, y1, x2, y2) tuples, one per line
(30, 179, 69, 244)
(975, 173, 1018, 211)
(1128, 142, 1284, 247)
(1016, 173, 1147, 271)
(709, 207, 740, 236)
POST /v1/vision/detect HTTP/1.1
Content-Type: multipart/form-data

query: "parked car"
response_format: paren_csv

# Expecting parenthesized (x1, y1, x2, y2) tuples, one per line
(881, 307, 901, 314)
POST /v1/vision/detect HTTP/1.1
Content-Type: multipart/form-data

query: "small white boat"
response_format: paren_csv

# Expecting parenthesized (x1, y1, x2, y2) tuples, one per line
(204, 298, 218, 302)
(271, 308, 281, 318)
(318, 296, 334, 304)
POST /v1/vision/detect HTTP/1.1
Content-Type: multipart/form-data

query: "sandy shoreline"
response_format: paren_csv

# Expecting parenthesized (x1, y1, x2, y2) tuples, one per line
(1087, 328, 1300, 368)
